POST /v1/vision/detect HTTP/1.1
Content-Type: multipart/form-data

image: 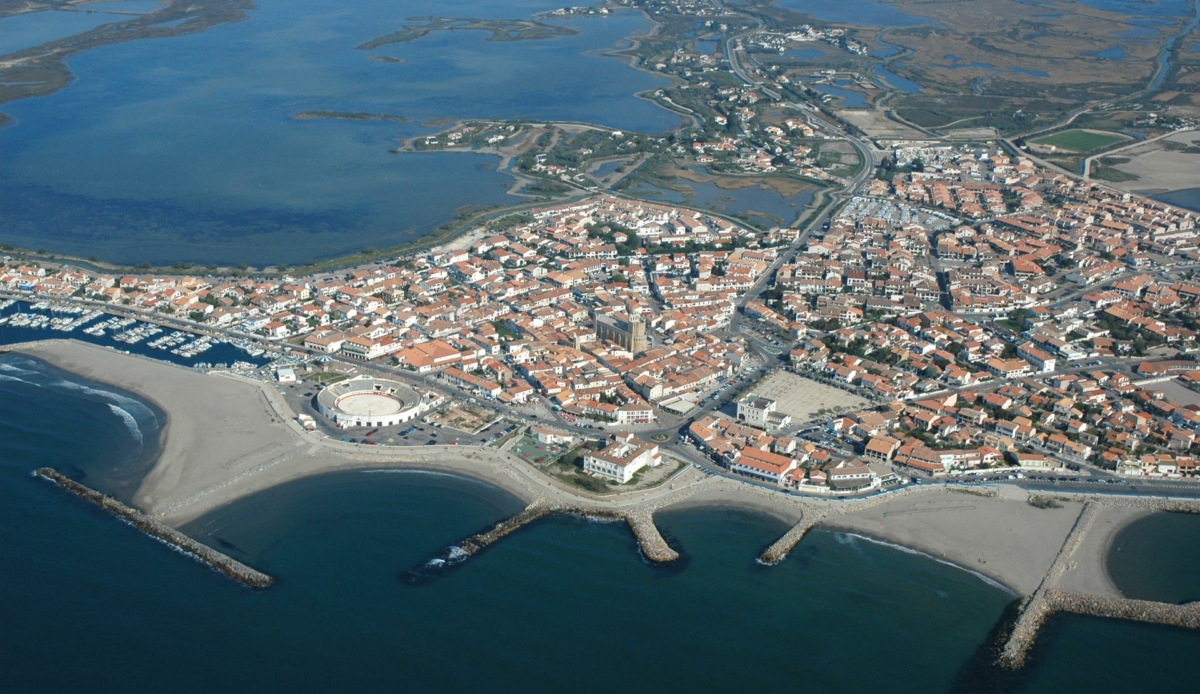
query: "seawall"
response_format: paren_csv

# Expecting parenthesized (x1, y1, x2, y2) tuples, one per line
(35, 468, 274, 589)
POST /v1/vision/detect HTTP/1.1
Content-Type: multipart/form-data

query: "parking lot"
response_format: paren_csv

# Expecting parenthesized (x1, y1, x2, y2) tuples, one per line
(752, 370, 869, 420)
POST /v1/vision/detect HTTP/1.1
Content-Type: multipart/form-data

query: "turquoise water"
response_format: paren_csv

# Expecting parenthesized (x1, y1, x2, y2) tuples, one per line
(4, 352, 1200, 690)
(0, 0, 677, 265)
(775, 0, 936, 27)
(1107, 511, 1200, 604)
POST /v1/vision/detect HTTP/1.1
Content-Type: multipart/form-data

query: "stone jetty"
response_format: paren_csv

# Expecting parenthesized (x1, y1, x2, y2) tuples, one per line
(998, 499, 1200, 669)
(35, 468, 274, 589)
(411, 501, 679, 579)
(624, 508, 679, 562)
(758, 511, 824, 564)
(999, 503, 1097, 668)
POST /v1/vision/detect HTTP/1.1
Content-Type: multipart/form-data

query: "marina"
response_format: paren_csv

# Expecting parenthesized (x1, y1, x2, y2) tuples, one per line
(0, 299, 273, 370)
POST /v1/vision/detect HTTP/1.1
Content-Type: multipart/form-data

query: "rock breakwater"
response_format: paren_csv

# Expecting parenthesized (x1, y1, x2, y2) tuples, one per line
(35, 468, 274, 589)
(407, 501, 679, 583)
(758, 512, 825, 564)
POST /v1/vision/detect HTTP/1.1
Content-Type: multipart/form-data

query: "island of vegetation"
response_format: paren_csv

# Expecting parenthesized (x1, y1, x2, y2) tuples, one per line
(293, 111, 411, 124)
(357, 17, 578, 51)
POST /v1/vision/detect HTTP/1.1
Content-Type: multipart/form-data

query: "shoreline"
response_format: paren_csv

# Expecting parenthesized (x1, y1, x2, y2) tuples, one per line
(12, 339, 1166, 603)
(816, 521, 1021, 596)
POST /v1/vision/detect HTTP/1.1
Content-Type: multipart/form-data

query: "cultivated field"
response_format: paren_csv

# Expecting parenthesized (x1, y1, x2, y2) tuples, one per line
(1031, 129, 1131, 153)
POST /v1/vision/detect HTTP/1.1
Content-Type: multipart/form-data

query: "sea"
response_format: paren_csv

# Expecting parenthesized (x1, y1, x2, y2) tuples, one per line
(4, 351, 1200, 692)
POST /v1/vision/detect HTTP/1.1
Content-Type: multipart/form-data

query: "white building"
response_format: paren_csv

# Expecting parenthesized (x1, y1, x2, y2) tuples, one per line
(736, 394, 792, 429)
(583, 432, 662, 483)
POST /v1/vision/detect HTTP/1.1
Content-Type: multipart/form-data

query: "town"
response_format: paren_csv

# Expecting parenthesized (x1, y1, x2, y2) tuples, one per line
(6, 136, 1200, 497)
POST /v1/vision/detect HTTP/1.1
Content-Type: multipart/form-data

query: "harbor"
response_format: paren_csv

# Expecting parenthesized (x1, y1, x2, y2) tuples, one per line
(0, 298, 272, 370)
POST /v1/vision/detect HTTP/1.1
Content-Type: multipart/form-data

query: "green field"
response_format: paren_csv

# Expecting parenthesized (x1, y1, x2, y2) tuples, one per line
(1031, 129, 1129, 153)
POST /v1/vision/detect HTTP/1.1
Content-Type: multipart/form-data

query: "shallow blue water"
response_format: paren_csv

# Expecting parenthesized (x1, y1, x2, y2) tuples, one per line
(814, 83, 867, 108)
(1108, 511, 1200, 603)
(626, 176, 816, 227)
(875, 65, 922, 92)
(1089, 45, 1128, 60)
(0, 0, 677, 265)
(0, 299, 270, 368)
(0, 1, 163, 56)
(1155, 187, 1200, 213)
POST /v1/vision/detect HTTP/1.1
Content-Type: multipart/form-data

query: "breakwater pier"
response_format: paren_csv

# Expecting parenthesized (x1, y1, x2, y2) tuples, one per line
(999, 498, 1200, 669)
(35, 468, 274, 589)
(758, 511, 825, 565)
(408, 500, 679, 581)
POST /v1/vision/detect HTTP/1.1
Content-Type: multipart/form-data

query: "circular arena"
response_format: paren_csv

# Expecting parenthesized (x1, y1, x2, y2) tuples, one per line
(316, 376, 424, 428)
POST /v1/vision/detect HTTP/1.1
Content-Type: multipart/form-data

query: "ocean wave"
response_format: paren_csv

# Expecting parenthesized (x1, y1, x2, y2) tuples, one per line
(835, 532, 1016, 596)
(108, 403, 144, 446)
(0, 362, 38, 376)
(51, 379, 158, 427)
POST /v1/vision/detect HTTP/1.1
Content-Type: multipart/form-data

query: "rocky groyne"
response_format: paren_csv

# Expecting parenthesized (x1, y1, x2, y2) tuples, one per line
(35, 468, 274, 589)
(625, 509, 680, 562)
(1044, 590, 1200, 626)
(407, 501, 679, 582)
(998, 500, 1200, 669)
(999, 503, 1097, 668)
(758, 512, 825, 565)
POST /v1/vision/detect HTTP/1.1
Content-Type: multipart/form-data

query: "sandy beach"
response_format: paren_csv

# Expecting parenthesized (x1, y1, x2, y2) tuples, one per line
(18, 341, 539, 524)
(820, 488, 1085, 595)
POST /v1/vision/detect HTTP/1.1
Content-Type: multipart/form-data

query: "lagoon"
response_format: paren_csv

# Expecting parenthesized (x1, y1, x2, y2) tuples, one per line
(0, 1, 163, 57)
(0, 0, 678, 266)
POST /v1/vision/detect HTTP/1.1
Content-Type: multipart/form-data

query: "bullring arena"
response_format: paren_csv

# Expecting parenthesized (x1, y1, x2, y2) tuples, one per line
(315, 376, 425, 428)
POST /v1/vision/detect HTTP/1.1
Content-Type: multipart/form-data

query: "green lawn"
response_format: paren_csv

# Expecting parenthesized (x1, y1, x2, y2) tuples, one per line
(1031, 129, 1128, 153)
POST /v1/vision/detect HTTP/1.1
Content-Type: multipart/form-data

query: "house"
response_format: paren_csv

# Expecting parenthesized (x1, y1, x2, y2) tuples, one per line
(531, 426, 574, 445)
(729, 447, 797, 484)
(826, 462, 876, 492)
(863, 435, 901, 463)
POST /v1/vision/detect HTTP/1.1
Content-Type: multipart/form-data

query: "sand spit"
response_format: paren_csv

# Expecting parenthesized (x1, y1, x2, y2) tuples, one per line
(35, 468, 273, 589)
